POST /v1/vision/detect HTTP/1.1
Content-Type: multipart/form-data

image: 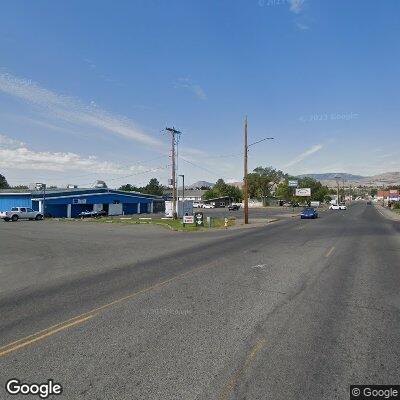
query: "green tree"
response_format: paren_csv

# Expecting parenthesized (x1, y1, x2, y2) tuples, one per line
(203, 178, 243, 201)
(0, 173, 10, 189)
(143, 178, 163, 196)
(119, 183, 142, 192)
(247, 166, 285, 206)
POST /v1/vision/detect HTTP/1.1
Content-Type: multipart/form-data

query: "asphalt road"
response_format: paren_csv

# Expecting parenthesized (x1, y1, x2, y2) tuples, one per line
(0, 203, 399, 399)
(196, 206, 299, 220)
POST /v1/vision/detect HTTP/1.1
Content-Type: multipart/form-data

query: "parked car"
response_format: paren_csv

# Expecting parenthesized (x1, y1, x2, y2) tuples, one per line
(329, 204, 347, 210)
(0, 207, 43, 222)
(228, 204, 240, 211)
(78, 210, 107, 218)
(203, 204, 215, 209)
(300, 207, 318, 219)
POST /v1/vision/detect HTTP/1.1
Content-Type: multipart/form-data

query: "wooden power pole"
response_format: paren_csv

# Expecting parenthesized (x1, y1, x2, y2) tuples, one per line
(165, 127, 181, 219)
(243, 116, 249, 224)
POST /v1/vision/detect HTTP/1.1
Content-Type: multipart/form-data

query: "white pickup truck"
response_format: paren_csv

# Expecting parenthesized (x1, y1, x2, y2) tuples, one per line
(0, 207, 43, 222)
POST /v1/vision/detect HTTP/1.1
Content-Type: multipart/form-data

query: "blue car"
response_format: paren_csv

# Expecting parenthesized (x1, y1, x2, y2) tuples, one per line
(300, 207, 318, 219)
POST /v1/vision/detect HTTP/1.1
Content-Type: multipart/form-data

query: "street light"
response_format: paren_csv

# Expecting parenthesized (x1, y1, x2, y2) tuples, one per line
(179, 174, 185, 225)
(243, 116, 274, 224)
(35, 182, 46, 218)
(334, 175, 341, 205)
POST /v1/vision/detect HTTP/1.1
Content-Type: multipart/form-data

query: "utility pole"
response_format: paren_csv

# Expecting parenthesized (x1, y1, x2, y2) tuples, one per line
(242, 117, 274, 225)
(243, 116, 249, 224)
(335, 175, 341, 205)
(165, 127, 181, 219)
(179, 174, 185, 225)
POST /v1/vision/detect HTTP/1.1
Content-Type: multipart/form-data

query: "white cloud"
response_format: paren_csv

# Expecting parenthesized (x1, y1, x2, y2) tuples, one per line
(0, 134, 25, 149)
(174, 78, 207, 100)
(296, 22, 309, 30)
(0, 133, 150, 174)
(0, 72, 163, 148)
(289, 0, 305, 14)
(284, 144, 323, 168)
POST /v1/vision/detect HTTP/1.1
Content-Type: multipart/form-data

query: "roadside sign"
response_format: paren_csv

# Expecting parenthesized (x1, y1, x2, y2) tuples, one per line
(310, 201, 320, 207)
(288, 180, 298, 187)
(183, 215, 194, 224)
(73, 198, 87, 204)
(295, 188, 311, 197)
(194, 212, 204, 226)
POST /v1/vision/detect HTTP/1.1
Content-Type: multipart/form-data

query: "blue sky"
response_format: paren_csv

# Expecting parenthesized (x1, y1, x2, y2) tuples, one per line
(0, 0, 399, 187)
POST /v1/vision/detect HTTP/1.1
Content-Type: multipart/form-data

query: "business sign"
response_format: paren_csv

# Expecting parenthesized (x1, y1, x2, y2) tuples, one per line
(183, 215, 194, 224)
(288, 180, 299, 188)
(310, 201, 320, 207)
(73, 198, 87, 204)
(295, 188, 311, 197)
(194, 212, 204, 226)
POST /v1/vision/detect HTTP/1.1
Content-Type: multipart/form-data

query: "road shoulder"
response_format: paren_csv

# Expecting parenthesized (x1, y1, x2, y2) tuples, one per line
(375, 204, 400, 221)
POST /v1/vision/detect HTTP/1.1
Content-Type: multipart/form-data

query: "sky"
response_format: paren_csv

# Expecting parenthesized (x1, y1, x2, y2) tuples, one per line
(0, 0, 399, 188)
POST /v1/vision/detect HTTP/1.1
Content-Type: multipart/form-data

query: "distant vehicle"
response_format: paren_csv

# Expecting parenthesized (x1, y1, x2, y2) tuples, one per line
(78, 210, 107, 218)
(228, 204, 240, 211)
(329, 204, 347, 210)
(193, 202, 203, 208)
(0, 207, 43, 222)
(300, 207, 318, 219)
(203, 204, 215, 209)
(282, 202, 292, 207)
(366, 201, 372, 205)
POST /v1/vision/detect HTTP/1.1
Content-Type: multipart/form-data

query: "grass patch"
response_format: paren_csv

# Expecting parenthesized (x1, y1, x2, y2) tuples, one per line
(71, 216, 236, 231)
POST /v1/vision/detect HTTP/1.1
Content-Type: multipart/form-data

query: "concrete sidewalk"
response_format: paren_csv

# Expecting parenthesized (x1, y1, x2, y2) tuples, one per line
(375, 204, 400, 221)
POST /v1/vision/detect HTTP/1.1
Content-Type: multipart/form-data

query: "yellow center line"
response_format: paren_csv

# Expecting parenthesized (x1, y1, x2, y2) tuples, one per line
(325, 246, 335, 258)
(219, 338, 266, 400)
(0, 259, 217, 357)
(0, 314, 95, 357)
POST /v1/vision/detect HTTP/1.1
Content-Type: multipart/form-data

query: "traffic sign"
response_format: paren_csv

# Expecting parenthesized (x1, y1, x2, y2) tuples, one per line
(194, 212, 204, 226)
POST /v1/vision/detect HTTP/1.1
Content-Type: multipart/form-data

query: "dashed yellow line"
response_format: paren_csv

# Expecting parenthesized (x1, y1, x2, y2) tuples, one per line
(219, 338, 266, 400)
(0, 314, 95, 357)
(325, 246, 335, 258)
(0, 259, 217, 357)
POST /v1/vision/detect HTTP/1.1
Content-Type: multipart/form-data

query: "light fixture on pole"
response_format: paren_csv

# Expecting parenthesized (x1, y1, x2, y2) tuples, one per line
(36, 182, 47, 218)
(179, 174, 185, 224)
(243, 116, 274, 224)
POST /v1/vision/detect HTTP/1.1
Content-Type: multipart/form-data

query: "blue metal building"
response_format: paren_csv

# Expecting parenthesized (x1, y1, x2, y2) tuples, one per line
(0, 188, 164, 218)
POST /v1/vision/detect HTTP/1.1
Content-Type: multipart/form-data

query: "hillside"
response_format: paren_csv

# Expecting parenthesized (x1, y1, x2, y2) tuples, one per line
(298, 172, 400, 187)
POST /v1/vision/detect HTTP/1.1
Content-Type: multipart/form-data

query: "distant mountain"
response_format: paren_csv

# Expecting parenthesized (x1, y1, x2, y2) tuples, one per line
(297, 173, 365, 181)
(187, 180, 214, 189)
(297, 172, 400, 187)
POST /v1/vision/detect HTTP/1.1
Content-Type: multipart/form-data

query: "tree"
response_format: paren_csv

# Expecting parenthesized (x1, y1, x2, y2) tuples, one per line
(119, 183, 142, 192)
(0, 173, 10, 189)
(203, 178, 243, 202)
(247, 166, 286, 205)
(143, 178, 163, 196)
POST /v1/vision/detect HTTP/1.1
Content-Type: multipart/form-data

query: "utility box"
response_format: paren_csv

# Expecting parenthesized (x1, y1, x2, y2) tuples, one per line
(165, 200, 193, 218)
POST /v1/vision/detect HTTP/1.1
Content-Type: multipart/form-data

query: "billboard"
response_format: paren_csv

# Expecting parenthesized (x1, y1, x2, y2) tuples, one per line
(288, 180, 299, 187)
(295, 188, 311, 197)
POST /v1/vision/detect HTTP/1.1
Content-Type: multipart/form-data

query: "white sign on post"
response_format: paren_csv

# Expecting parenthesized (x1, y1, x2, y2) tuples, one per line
(288, 180, 298, 187)
(183, 215, 194, 224)
(295, 188, 311, 197)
